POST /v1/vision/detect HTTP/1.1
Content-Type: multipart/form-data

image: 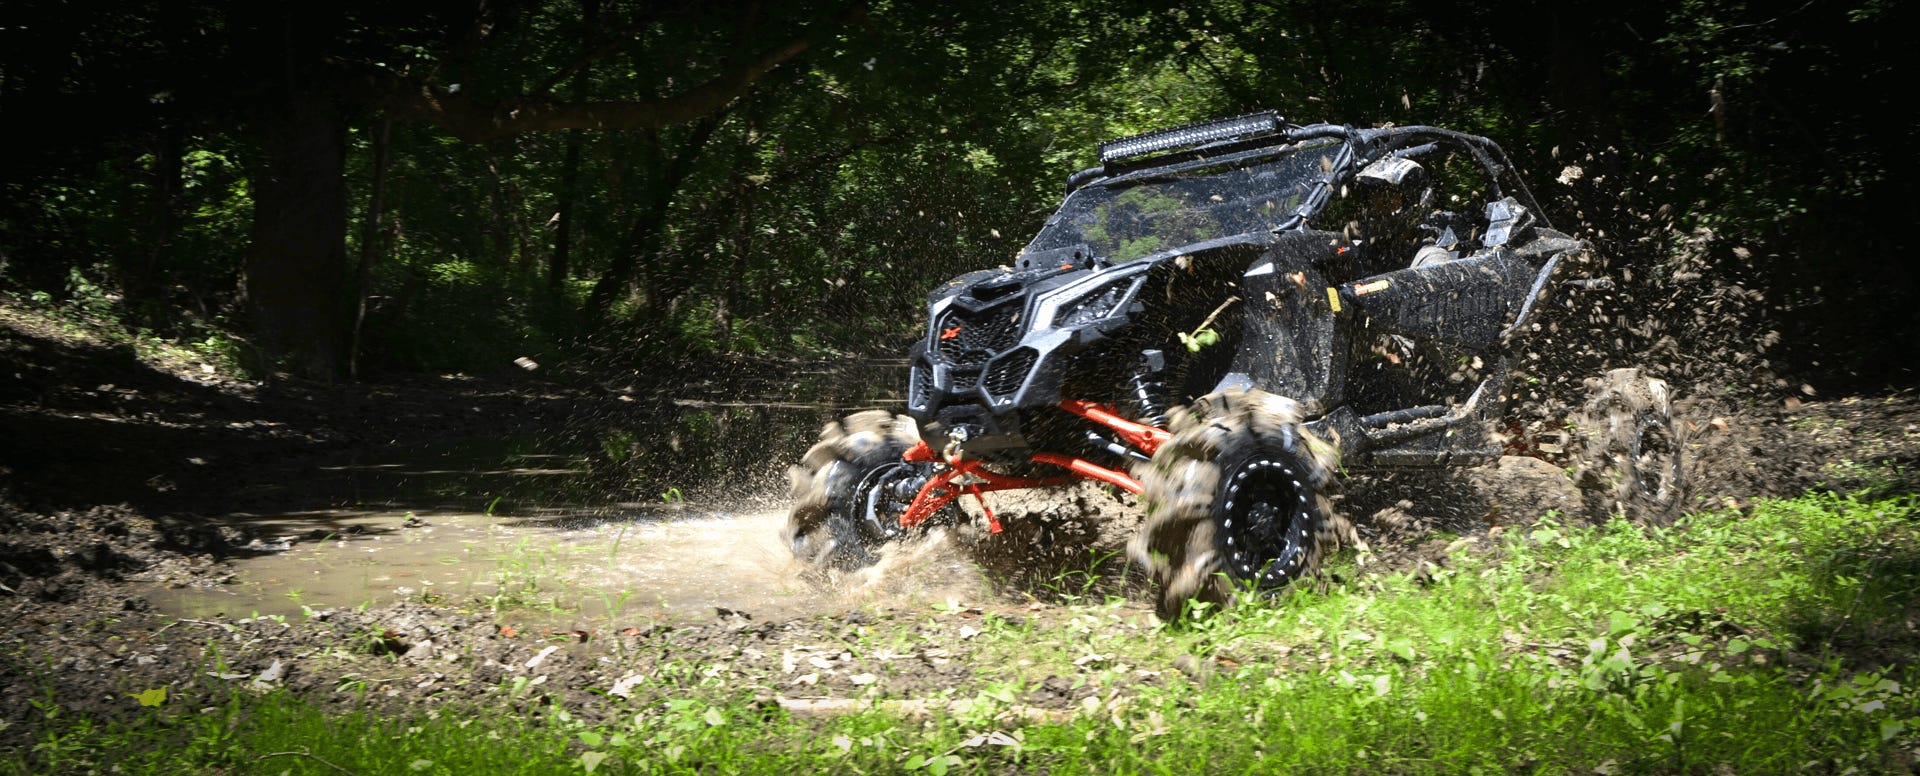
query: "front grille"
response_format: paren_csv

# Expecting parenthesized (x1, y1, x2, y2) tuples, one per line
(984, 348, 1037, 398)
(909, 360, 934, 410)
(934, 303, 1023, 368)
(949, 367, 984, 393)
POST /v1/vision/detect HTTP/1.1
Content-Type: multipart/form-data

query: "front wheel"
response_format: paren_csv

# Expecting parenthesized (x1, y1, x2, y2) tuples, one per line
(1131, 389, 1342, 621)
(784, 411, 943, 573)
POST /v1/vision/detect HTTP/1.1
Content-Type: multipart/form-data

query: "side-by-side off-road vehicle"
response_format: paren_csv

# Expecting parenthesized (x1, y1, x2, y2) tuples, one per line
(785, 112, 1684, 618)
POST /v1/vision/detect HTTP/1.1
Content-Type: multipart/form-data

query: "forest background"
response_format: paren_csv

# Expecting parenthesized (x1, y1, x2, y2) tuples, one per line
(1, 0, 1912, 391)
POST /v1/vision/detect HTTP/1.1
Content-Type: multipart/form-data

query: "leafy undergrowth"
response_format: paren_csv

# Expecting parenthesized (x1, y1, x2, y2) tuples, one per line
(13, 493, 1920, 774)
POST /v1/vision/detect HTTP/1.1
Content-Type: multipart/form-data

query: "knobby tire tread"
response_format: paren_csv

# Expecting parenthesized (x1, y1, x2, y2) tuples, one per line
(1130, 388, 1349, 620)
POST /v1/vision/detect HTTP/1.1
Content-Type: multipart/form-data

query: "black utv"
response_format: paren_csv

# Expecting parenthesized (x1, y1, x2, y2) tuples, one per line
(786, 112, 1683, 619)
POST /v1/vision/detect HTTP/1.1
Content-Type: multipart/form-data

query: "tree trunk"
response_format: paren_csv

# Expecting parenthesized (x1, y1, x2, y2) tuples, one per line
(349, 118, 392, 381)
(110, 128, 182, 318)
(583, 116, 722, 327)
(548, 0, 600, 297)
(550, 130, 583, 296)
(717, 157, 759, 349)
(242, 91, 351, 379)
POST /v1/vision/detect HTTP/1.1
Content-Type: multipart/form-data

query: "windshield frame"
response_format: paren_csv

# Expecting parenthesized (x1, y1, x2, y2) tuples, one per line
(1020, 138, 1349, 265)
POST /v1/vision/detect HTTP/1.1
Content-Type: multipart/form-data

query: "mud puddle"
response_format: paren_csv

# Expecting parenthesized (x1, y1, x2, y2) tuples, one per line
(138, 503, 838, 623)
(137, 420, 1000, 627)
(140, 502, 1004, 627)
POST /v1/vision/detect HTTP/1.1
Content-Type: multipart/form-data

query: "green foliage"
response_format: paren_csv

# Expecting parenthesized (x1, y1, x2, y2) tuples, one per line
(362, 256, 559, 373)
(0, 0, 1909, 380)
(13, 494, 1920, 774)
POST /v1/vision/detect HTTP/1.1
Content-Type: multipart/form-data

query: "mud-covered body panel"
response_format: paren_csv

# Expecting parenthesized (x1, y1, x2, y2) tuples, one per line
(902, 117, 1587, 469)
(791, 112, 1599, 613)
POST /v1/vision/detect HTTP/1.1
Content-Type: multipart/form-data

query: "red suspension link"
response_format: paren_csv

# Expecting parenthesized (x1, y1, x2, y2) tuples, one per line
(894, 401, 1171, 532)
(1057, 400, 1171, 455)
(1030, 453, 1145, 494)
(898, 458, 1066, 533)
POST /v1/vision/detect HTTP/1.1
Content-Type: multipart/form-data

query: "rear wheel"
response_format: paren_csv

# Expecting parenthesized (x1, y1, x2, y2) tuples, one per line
(1574, 368, 1687, 523)
(784, 411, 942, 572)
(1131, 389, 1342, 620)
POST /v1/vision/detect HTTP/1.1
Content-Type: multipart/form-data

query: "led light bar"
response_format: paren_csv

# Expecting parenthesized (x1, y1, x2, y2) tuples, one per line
(1098, 111, 1285, 164)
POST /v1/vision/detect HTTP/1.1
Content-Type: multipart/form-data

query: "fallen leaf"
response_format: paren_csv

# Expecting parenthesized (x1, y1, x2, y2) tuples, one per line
(959, 731, 1019, 748)
(252, 660, 285, 691)
(131, 687, 167, 707)
(608, 673, 644, 698)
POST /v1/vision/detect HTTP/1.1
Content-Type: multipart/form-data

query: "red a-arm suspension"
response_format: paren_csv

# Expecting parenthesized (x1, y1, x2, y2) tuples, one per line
(895, 400, 1172, 533)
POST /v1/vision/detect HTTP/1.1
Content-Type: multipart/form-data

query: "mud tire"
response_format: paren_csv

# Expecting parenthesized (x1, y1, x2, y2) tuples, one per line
(1130, 388, 1344, 621)
(1574, 368, 1688, 523)
(784, 410, 932, 572)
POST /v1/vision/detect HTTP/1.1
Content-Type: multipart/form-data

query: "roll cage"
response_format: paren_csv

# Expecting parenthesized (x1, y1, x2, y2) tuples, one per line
(1058, 113, 1549, 241)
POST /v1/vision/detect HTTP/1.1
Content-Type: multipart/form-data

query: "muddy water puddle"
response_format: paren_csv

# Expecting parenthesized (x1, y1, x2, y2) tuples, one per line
(142, 381, 1000, 626)
(141, 505, 829, 623)
(144, 502, 999, 627)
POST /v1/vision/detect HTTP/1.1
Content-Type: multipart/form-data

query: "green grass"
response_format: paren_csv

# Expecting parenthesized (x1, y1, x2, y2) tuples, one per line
(11, 492, 1920, 774)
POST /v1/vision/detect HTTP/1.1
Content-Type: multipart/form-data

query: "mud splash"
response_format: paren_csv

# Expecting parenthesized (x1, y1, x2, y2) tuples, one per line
(137, 497, 1009, 627)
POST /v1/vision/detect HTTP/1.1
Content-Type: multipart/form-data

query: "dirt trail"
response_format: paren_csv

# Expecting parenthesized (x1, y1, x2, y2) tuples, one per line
(2, 303, 1917, 753)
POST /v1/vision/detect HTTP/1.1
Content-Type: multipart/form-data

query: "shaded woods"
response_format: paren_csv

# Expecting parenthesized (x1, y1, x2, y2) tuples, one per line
(2, 0, 1911, 388)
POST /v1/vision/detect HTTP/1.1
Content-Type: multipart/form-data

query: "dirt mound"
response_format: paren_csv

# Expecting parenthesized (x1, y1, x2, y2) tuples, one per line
(0, 490, 247, 607)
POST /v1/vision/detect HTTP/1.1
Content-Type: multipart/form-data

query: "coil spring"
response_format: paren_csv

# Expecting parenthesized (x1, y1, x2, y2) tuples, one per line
(1130, 354, 1170, 428)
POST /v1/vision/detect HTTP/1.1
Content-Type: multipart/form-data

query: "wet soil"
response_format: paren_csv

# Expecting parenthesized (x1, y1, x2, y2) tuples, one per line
(3, 303, 1917, 754)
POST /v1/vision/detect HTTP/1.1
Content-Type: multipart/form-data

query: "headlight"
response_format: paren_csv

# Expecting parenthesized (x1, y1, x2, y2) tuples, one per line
(1055, 283, 1130, 327)
(1031, 268, 1146, 330)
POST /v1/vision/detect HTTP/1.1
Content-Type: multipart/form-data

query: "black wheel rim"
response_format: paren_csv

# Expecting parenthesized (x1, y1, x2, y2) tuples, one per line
(1218, 456, 1313, 588)
(852, 462, 931, 541)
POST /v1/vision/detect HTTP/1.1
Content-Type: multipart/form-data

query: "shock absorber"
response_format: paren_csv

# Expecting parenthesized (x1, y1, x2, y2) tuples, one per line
(1128, 349, 1171, 428)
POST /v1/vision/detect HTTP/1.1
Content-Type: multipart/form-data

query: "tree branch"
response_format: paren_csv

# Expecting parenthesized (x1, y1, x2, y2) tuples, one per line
(364, 3, 866, 143)
(361, 34, 803, 142)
